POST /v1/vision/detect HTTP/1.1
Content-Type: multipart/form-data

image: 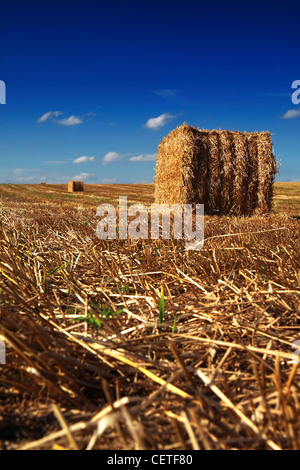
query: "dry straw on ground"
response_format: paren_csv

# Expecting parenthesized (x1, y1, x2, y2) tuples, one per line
(68, 181, 84, 192)
(0, 183, 299, 450)
(155, 124, 278, 215)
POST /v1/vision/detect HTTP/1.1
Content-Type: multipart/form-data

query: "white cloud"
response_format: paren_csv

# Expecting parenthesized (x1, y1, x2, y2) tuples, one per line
(37, 111, 62, 123)
(38, 111, 61, 123)
(102, 151, 123, 165)
(45, 160, 64, 165)
(282, 109, 300, 119)
(129, 153, 157, 162)
(37, 111, 83, 126)
(73, 172, 91, 180)
(143, 112, 176, 130)
(72, 156, 95, 164)
(57, 115, 83, 126)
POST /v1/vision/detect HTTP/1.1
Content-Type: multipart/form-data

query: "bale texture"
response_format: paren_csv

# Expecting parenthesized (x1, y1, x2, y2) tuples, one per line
(68, 181, 84, 192)
(154, 124, 277, 215)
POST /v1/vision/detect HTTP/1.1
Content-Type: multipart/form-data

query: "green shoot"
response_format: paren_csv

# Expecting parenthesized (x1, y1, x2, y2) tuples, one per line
(158, 287, 165, 332)
(172, 313, 178, 333)
(73, 304, 125, 329)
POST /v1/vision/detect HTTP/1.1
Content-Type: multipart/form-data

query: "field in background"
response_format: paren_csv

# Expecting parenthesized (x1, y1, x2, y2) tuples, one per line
(0, 182, 299, 450)
(0, 182, 299, 214)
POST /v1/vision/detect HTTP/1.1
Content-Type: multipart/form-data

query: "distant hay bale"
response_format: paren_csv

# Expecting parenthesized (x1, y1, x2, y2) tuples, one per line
(154, 124, 277, 216)
(40, 182, 47, 185)
(68, 181, 84, 192)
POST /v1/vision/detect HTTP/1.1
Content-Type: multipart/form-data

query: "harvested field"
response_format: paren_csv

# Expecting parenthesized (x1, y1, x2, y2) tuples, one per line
(0, 183, 299, 450)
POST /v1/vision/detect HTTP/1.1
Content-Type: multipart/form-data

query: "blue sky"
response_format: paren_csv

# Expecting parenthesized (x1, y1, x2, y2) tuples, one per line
(0, 0, 299, 183)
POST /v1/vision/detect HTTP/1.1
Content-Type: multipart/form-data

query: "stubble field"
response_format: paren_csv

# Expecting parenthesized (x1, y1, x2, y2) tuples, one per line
(0, 182, 299, 450)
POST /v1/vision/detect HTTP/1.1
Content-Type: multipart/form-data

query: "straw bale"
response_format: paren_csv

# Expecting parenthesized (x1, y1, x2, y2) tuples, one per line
(68, 181, 84, 192)
(219, 131, 234, 214)
(245, 134, 259, 214)
(154, 124, 277, 216)
(206, 131, 222, 213)
(232, 133, 249, 215)
(256, 132, 277, 214)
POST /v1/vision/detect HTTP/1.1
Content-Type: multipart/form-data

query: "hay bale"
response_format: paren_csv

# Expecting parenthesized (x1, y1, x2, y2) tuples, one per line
(232, 133, 249, 215)
(206, 131, 221, 213)
(154, 124, 277, 216)
(256, 132, 277, 214)
(245, 134, 259, 214)
(68, 181, 84, 192)
(219, 131, 234, 214)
